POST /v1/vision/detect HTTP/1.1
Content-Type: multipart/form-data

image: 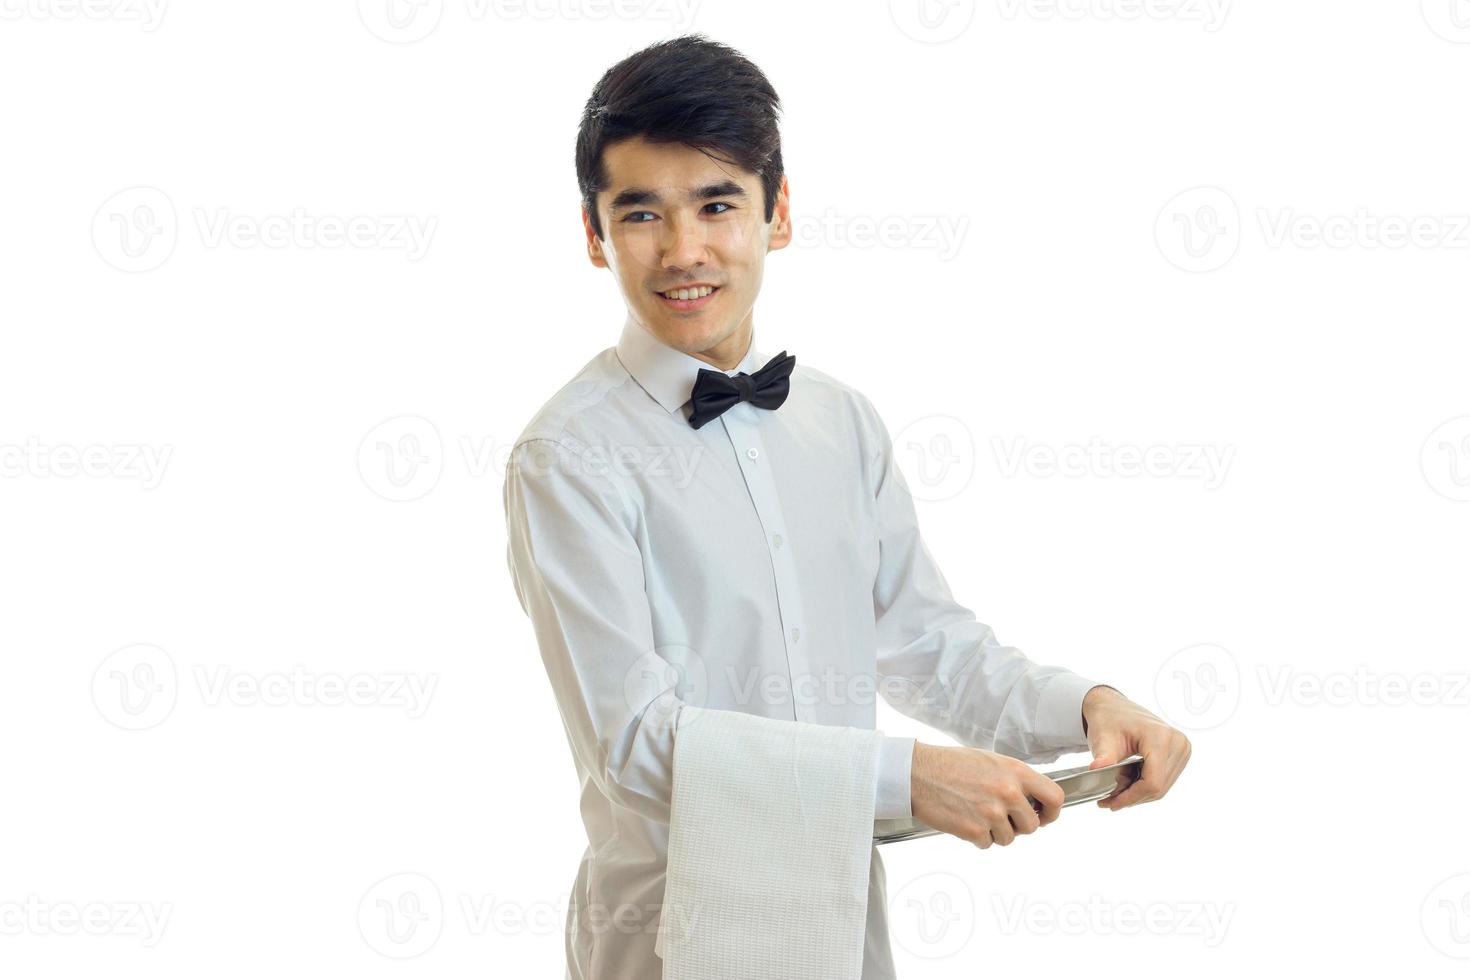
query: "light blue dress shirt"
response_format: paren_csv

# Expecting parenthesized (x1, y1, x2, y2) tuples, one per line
(503, 315, 1102, 980)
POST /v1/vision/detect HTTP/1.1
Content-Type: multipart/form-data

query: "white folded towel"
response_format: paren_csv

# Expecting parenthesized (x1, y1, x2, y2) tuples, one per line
(656, 705, 882, 980)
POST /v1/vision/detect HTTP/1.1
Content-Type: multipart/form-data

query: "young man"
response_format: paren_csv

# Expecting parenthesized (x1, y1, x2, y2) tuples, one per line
(503, 34, 1191, 980)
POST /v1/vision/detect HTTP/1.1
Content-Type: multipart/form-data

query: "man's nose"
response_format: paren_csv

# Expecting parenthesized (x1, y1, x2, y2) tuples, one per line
(660, 212, 709, 269)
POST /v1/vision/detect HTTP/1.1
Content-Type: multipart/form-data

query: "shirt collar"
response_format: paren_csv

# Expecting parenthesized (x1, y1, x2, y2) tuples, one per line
(615, 313, 769, 415)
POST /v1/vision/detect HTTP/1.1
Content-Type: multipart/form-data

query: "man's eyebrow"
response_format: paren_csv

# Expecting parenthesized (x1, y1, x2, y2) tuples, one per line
(608, 181, 748, 212)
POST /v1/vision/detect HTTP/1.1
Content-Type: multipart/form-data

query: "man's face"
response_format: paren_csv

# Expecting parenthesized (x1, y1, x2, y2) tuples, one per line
(584, 136, 790, 362)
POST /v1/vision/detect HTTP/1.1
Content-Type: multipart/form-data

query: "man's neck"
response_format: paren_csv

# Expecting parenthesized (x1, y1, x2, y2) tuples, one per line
(688, 319, 754, 372)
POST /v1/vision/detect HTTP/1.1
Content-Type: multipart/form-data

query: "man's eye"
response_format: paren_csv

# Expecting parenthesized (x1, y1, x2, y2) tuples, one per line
(705, 202, 734, 215)
(622, 211, 657, 223)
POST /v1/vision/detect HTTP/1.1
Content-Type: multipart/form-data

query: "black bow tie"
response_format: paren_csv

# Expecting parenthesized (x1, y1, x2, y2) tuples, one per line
(686, 351, 796, 430)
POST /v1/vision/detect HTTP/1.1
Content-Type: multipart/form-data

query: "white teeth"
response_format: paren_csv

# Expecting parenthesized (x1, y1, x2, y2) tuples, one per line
(663, 286, 713, 300)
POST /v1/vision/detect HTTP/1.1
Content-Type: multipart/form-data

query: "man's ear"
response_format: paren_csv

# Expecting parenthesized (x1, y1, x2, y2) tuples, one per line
(767, 174, 792, 253)
(583, 207, 608, 269)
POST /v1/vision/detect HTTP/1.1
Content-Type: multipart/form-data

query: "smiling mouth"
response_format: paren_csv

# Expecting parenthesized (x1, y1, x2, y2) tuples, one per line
(656, 285, 721, 310)
(657, 285, 719, 300)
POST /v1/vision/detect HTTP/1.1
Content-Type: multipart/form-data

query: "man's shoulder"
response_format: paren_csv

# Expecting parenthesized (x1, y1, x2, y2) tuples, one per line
(792, 360, 883, 430)
(510, 347, 634, 459)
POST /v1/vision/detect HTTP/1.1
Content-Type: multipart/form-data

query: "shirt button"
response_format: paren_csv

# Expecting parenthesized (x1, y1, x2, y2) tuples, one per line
(790, 627, 801, 643)
(772, 533, 783, 549)
(746, 447, 759, 460)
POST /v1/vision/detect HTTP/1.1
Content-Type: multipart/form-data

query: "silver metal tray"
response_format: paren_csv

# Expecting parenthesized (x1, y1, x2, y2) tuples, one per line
(873, 754, 1143, 844)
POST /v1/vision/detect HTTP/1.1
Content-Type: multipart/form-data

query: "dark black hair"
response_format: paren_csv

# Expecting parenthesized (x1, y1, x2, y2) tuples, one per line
(575, 34, 783, 241)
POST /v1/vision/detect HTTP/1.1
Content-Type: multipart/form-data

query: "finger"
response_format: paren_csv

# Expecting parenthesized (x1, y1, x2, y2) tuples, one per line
(1088, 732, 1128, 770)
(1022, 772, 1065, 826)
(990, 817, 1016, 846)
(1096, 769, 1132, 807)
(1101, 737, 1174, 808)
(1101, 766, 1159, 807)
(1008, 800, 1040, 837)
(1097, 776, 1137, 808)
(1093, 719, 1123, 764)
(1005, 811, 1040, 840)
(971, 826, 993, 850)
(1108, 737, 1189, 808)
(1100, 757, 1157, 808)
(1105, 766, 1140, 800)
(1096, 756, 1140, 807)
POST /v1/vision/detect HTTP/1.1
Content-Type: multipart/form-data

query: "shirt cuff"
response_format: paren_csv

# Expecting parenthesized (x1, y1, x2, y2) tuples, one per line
(874, 734, 914, 819)
(1035, 673, 1108, 749)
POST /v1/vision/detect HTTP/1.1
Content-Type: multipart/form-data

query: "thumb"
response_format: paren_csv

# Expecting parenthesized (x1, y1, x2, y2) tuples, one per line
(1088, 733, 1124, 770)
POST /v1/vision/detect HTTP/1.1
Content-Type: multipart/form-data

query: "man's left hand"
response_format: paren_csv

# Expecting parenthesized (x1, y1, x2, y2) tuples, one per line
(1080, 685, 1192, 810)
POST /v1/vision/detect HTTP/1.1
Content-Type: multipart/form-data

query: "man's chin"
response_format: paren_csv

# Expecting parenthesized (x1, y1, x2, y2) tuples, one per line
(640, 309, 722, 350)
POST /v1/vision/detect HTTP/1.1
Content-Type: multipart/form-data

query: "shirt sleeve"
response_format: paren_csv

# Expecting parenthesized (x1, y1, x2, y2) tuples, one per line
(504, 438, 680, 823)
(857, 394, 1106, 772)
(505, 437, 909, 824)
(875, 735, 915, 819)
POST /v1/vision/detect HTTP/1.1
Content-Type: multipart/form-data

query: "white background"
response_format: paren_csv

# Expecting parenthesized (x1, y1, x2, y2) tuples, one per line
(4, 1, 1469, 976)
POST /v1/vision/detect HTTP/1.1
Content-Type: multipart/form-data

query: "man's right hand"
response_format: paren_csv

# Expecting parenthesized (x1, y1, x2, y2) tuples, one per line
(910, 742, 1065, 849)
